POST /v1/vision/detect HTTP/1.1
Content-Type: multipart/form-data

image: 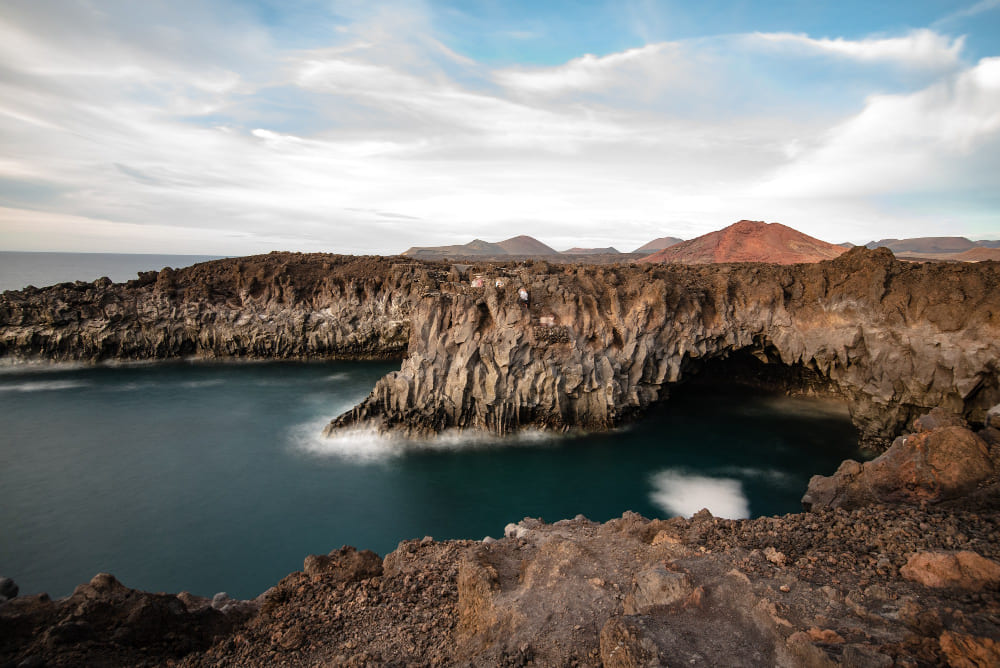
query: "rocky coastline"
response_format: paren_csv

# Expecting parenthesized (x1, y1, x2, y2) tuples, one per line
(2, 407, 998, 666)
(2, 249, 999, 666)
(3, 248, 998, 450)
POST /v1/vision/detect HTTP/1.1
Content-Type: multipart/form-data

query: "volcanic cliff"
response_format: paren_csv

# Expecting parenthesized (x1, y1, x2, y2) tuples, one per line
(2, 248, 998, 450)
(326, 247, 1000, 449)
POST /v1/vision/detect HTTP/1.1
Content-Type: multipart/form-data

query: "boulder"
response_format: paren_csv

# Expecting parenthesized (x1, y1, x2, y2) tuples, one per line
(939, 630, 1000, 668)
(623, 567, 693, 614)
(0, 576, 17, 601)
(303, 546, 383, 583)
(803, 417, 994, 511)
(900, 551, 1000, 591)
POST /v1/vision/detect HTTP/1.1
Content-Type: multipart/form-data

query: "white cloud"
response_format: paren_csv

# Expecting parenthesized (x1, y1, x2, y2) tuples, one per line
(0, 2, 996, 255)
(934, 0, 1000, 27)
(753, 57, 1000, 198)
(495, 43, 675, 93)
(749, 29, 965, 69)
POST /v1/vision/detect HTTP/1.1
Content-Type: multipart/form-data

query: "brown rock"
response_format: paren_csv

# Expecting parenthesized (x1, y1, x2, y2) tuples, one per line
(803, 423, 994, 510)
(807, 627, 845, 644)
(913, 407, 969, 432)
(600, 616, 659, 668)
(623, 567, 693, 614)
(900, 551, 1000, 590)
(302, 546, 382, 583)
(939, 630, 1000, 668)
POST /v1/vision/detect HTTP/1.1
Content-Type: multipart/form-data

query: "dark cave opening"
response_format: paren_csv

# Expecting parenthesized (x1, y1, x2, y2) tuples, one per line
(678, 346, 843, 400)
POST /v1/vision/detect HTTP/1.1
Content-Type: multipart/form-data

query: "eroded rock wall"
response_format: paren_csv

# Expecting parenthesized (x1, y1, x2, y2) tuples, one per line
(3, 249, 998, 448)
(329, 248, 1000, 448)
(0, 253, 416, 361)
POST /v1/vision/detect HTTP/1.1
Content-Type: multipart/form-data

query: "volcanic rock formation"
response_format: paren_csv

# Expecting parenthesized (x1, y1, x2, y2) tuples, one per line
(2, 246, 998, 449)
(327, 247, 1000, 449)
(640, 220, 847, 265)
(0, 253, 416, 361)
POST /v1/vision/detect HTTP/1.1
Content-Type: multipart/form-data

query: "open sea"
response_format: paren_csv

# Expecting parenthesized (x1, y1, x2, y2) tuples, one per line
(0, 253, 862, 600)
(0, 251, 224, 293)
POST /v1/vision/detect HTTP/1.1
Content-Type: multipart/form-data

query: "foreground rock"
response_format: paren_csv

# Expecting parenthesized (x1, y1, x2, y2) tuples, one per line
(803, 410, 999, 510)
(3, 499, 999, 667)
(0, 573, 255, 667)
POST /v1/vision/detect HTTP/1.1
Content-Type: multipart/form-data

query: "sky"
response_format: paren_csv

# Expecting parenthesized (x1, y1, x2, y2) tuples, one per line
(0, 0, 998, 255)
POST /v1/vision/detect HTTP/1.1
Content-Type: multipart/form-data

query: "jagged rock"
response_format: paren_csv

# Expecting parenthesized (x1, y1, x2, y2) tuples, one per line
(939, 630, 1000, 668)
(0, 577, 17, 601)
(0, 253, 415, 361)
(987, 403, 1000, 429)
(3, 250, 999, 449)
(600, 616, 660, 668)
(623, 567, 693, 614)
(914, 407, 970, 432)
(302, 546, 383, 583)
(802, 417, 995, 510)
(900, 550, 1000, 590)
(0, 571, 242, 666)
(326, 248, 1000, 449)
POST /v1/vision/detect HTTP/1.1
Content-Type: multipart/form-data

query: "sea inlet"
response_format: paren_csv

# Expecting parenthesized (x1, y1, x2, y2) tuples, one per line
(1, 360, 860, 599)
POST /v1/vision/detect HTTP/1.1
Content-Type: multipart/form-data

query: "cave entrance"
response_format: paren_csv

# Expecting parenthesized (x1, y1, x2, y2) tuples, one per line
(676, 346, 843, 400)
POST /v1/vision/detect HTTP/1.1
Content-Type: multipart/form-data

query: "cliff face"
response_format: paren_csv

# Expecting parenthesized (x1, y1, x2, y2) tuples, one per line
(0, 253, 416, 361)
(3, 249, 998, 449)
(328, 248, 1000, 448)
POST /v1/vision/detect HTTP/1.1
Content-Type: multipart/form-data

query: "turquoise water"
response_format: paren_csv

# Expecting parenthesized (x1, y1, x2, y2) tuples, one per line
(0, 361, 860, 599)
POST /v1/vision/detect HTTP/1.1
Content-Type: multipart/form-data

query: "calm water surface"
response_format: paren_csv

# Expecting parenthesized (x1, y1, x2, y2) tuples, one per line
(0, 252, 223, 292)
(0, 361, 860, 599)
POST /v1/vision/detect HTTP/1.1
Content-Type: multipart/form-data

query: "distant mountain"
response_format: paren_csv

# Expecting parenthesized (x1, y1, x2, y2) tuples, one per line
(837, 242, 856, 248)
(639, 220, 847, 265)
(403, 238, 508, 258)
(975, 240, 1000, 249)
(865, 237, 976, 254)
(403, 235, 559, 258)
(562, 247, 621, 255)
(953, 247, 1000, 262)
(496, 235, 558, 255)
(633, 237, 683, 254)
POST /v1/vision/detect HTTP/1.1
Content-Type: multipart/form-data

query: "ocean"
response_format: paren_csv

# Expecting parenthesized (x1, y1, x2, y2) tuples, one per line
(0, 253, 862, 600)
(0, 251, 224, 293)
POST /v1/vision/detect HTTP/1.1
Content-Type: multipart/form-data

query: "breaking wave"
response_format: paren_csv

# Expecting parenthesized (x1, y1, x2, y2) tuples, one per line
(715, 466, 796, 487)
(0, 380, 90, 393)
(288, 413, 560, 464)
(649, 469, 750, 519)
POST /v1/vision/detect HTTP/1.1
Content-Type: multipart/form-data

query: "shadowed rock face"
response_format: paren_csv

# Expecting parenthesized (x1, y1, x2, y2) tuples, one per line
(328, 247, 1000, 449)
(3, 248, 999, 449)
(0, 253, 416, 361)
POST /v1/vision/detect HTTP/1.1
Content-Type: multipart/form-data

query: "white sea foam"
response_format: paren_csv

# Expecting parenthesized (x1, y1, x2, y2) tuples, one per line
(0, 380, 89, 393)
(716, 466, 796, 487)
(323, 372, 350, 381)
(649, 469, 750, 519)
(288, 412, 561, 463)
(180, 379, 226, 389)
(288, 416, 403, 463)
